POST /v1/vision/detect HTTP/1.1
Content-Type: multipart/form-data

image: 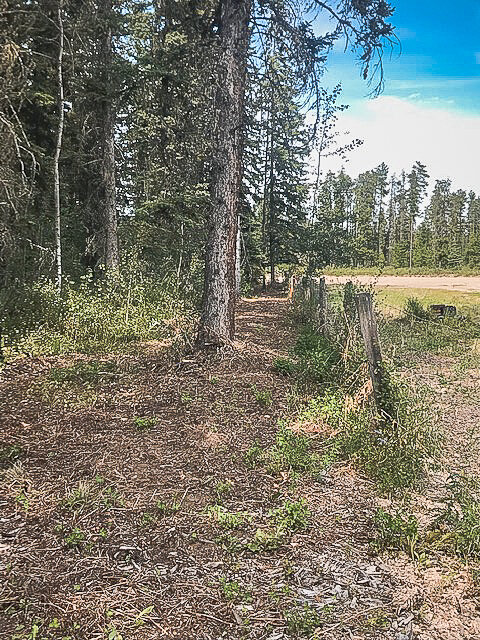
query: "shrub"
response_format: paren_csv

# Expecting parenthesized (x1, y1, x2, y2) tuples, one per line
(2, 267, 194, 358)
(403, 297, 430, 320)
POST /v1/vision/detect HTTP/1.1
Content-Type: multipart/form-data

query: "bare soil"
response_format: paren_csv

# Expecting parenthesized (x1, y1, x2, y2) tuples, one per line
(1, 296, 479, 639)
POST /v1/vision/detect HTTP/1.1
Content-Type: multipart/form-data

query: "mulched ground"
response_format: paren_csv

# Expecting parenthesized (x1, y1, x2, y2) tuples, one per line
(1, 296, 480, 639)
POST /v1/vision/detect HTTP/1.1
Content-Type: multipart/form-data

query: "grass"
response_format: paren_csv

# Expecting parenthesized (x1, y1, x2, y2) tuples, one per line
(1, 267, 194, 360)
(377, 287, 480, 315)
(434, 474, 480, 559)
(373, 507, 419, 557)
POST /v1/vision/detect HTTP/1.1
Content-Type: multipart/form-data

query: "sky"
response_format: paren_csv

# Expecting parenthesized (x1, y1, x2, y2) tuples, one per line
(316, 0, 480, 192)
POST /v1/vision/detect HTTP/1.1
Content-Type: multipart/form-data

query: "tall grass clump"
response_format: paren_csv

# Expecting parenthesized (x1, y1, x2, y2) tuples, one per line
(1, 266, 195, 358)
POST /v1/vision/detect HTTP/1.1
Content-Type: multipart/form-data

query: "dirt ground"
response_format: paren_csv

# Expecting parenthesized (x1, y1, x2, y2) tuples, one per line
(325, 275, 480, 293)
(1, 297, 480, 639)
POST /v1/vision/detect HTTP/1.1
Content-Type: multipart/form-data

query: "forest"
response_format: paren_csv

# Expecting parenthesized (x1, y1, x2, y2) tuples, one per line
(3, 2, 480, 640)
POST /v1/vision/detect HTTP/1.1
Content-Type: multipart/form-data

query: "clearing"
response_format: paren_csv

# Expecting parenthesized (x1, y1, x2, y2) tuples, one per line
(1, 296, 480, 640)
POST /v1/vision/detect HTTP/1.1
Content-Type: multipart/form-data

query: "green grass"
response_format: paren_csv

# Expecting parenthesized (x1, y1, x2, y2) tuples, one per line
(376, 287, 480, 315)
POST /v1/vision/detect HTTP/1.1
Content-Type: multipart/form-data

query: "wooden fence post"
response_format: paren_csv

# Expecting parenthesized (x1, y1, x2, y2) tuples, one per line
(317, 276, 327, 334)
(356, 292, 385, 412)
(288, 275, 294, 300)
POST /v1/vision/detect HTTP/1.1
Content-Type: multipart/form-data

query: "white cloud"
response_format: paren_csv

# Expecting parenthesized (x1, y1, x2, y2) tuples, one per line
(322, 96, 480, 193)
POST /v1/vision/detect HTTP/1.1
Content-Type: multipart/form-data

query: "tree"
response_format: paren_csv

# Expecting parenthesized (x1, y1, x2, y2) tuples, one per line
(53, 0, 65, 290)
(197, 0, 252, 346)
(198, 0, 396, 346)
(406, 160, 428, 268)
(98, 0, 119, 269)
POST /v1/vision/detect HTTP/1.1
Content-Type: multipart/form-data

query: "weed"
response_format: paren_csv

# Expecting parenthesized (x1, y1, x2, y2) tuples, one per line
(15, 489, 30, 512)
(219, 578, 253, 603)
(273, 357, 296, 376)
(63, 527, 86, 549)
(48, 360, 117, 385)
(251, 385, 273, 407)
(434, 474, 480, 558)
(208, 505, 249, 529)
(373, 508, 419, 557)
(180, 392, 193, 404)
(269, 499, 310, 533)
(363, 610, 391, 630)
(63, 480, 93, 511)
(105, 623, 123, 640)
(215, 532, 245, 554)
(214, 480, 233, 501)
(293, 328, 342, 385)
(0, 444, 23, 468)
(266, 424, 316, 473)
(268, 584, 293, 604)
(62, 479, 123, 512)
(310, 385, 438, 490)
(246, 528, 283, 552)
(140, 511, 157, 526)
(284, 603, 329, 635)
(2, 268, 193, 358)
(404, 297, 431, 320)
(100, 486, 123, 508)
(133, 416, 158, 431)
(243, 441, 264, 468)
(134, 605, 155, 626)
(156, 498, 180, 516)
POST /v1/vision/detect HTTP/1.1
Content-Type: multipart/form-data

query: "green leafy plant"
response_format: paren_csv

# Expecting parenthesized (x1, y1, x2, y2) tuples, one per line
(214, 480, 233, 500)
(0, 444, 23, 468)
(243, 441, 264, 468)
(133, 416, 158, 431)
(246, 527, 283, 552)
(208, 505, 249, 529)
(219, 578, 253, 603)
(251, 384, 273, 407)
(63, 527, 86, 549)
(434, 474, 480, 558)
(266, 424, 316, 473)
(156, 498, 180, 516)
(269, 499, 310, 533)
(284, 603, 330, 635)
(373, 507, 419, 557)
(404, 297, 431, 321)
(273, 357, 296, 376)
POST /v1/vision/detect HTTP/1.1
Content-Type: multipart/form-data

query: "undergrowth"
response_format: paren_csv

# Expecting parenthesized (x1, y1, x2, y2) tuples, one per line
(1, 266, 194, 359)
(287, 282, 440, 491)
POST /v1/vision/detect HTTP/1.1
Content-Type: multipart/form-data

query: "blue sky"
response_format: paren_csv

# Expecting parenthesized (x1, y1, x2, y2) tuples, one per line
(316, 0, 480, 191)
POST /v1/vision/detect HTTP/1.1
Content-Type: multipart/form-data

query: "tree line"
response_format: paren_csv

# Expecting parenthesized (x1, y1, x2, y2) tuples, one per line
(310, 163, 480, 270)
(2, 0, 398, 344)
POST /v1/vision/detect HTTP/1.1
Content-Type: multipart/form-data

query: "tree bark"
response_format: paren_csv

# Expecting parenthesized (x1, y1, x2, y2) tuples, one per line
(197, 0, 251, 346)
(235, 215, 241, 297)
(99, 0, 119, 270)
(54, 0, 65, 291)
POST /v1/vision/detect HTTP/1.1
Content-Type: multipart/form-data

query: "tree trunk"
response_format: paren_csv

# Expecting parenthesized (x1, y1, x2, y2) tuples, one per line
(99, 0, 119, 270)
(53, 0, 64, 291)
(268, 125, 275, 286)
(197, 0, 251, 346)
(235, 215, 241, 297)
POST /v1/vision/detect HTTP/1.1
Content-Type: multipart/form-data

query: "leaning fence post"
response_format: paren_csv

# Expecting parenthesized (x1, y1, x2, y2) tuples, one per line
(316, 276, 327, 334)
(355, 292, 385, 412)
(288, 275, 294, 300)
